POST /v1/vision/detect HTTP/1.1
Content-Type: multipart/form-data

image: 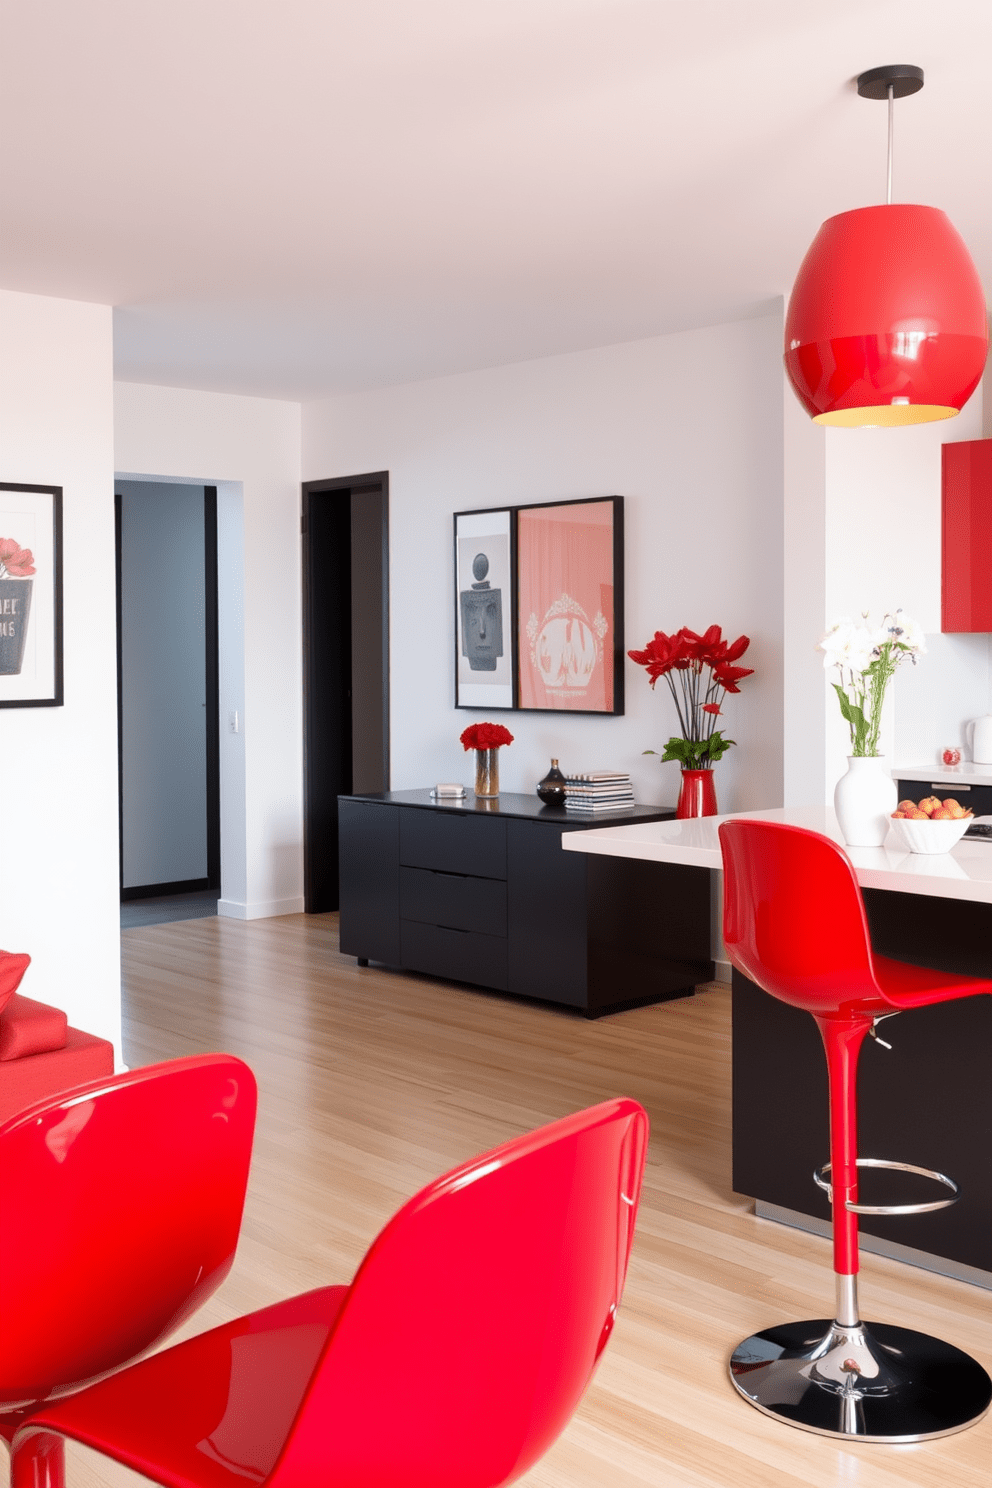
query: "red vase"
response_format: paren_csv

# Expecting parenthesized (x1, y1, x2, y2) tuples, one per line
(677, 769, 718, 819)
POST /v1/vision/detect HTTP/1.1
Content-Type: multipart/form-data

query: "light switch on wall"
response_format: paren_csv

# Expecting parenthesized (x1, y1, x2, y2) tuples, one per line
(230, 710, 239, 734)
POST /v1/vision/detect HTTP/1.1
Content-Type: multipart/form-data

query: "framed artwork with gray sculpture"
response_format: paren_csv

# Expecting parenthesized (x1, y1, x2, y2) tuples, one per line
(0, 483, 63, 708)
(454, 507, 515, 709)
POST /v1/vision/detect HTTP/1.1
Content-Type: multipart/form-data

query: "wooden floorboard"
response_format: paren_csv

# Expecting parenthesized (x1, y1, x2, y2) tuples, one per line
(65, 910, 992, 1488)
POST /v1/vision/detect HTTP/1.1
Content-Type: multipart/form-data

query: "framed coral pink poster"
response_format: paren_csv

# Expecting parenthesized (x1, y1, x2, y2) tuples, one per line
(0, 483, 63, 708)
(516, 496, 623, 714)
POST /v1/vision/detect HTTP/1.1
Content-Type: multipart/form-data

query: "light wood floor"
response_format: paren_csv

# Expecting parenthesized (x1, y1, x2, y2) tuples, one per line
(71, 913, 991, 1488)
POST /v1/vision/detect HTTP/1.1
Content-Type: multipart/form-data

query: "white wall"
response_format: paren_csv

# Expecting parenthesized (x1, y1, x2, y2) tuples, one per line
(782, 375, 827, 806)
(823, 386, 986, 792)
(114, 384, 304, 918)
(0, 291, 121, 1056)
(302, 317, 786, 813)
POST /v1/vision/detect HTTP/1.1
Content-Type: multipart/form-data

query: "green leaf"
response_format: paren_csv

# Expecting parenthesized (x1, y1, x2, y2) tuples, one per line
(660, 737, 696, 765)
(832, 683, 869, 751)
(705, 731, 736, 762)
(832, 683, 856, 724)
(658, 734, 736, 769)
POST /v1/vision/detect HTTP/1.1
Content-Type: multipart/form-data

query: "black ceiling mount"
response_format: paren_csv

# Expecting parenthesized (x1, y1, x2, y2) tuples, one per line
(856, 64, 924, 100)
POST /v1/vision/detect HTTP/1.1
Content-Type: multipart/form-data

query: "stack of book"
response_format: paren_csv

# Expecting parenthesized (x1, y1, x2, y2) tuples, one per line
(563, 771, 635, 813)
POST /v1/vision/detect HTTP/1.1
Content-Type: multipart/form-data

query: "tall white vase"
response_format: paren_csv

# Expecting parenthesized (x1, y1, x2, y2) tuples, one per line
(834, 756, 897, 848)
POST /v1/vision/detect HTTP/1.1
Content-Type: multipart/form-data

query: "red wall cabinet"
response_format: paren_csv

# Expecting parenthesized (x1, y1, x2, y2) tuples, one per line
(942, 439, 992, 632)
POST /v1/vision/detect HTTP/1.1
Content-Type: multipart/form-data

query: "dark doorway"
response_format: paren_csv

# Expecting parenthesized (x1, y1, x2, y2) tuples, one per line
(303, 473, 389, 912)
(116, 482, 220, 901)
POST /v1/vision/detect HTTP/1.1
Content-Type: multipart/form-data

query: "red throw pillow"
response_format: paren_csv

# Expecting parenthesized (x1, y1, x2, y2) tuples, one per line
(0, 951, 31, 1016)
(0, 993, 68, 1061)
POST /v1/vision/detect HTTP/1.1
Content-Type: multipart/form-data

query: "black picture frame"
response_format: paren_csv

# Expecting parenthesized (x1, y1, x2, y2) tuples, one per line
(0, 483, 63, 708)
(515, 495, 624, 715)
(454, 506, 516, 710)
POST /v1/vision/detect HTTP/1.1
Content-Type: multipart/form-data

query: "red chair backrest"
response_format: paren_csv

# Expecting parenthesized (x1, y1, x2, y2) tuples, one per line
(720, 820, 883, 1014)
(272, 1098, 648, 1488)
(0, 1054, 256, 1416)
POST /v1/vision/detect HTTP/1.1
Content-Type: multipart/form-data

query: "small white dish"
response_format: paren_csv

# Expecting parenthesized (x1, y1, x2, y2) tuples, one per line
(887, 814, 971, 854)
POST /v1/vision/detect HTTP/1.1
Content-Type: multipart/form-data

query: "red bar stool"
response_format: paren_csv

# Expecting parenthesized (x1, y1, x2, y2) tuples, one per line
(719, 819, 992, 1442)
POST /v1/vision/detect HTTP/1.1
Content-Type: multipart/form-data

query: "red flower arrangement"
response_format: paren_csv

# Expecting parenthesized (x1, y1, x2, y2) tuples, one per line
(628, 624, 753, 770)
(460, 722, 514, 751)
(0, 539, 35, 579)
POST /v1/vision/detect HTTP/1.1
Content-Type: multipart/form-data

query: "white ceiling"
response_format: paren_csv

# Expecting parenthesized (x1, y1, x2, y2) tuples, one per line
(2, 0, 990, 401)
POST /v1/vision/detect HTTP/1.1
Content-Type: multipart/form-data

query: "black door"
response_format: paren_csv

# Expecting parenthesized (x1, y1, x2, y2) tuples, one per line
(302, 474, 389, 911)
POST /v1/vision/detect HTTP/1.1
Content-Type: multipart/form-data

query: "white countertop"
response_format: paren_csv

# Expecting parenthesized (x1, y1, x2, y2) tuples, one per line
(562, 804, 992, 905)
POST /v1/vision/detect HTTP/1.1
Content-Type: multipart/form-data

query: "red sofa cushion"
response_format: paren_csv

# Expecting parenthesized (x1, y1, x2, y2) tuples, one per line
(0, 950, 31, 1015)
(0, 993, 68, 1061)
(0, 1024, 115, 1127)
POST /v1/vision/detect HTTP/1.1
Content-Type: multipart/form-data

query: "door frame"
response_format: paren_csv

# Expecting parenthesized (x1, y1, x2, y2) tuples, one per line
(116, 483, 221, 900)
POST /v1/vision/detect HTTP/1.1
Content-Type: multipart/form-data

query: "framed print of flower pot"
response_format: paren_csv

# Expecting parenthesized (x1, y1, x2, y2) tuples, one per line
(0, 483, 63, 708)
(516, 496, 623, 714)
(454, 507, 515, 710)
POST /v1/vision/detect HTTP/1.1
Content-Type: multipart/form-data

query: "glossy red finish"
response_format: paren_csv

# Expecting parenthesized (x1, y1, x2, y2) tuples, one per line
(719, 821, 992, 1274)
(676, 769, 718, 819)
(0, 1054, 257, 1442)
(16, 1098, 648, 1488)
(784, 204, 988, 423)
(942, 439, 992, 632)
(720, 821, 992, 1017)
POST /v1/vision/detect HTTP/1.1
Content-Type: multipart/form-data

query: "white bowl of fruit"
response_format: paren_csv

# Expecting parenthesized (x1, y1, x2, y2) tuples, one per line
(888, 795, 973, 854)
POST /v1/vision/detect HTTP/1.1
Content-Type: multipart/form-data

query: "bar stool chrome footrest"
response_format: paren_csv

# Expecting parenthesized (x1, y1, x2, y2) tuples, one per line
(813, 1156, 959, 1214)
(730, 1318, 992, 1441)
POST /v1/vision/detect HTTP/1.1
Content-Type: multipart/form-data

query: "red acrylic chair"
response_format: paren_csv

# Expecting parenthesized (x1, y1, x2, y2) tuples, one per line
(13, 1097, 647, 1488)
(1, 1054, 257, 1478)
(719, 819, 992, 1442)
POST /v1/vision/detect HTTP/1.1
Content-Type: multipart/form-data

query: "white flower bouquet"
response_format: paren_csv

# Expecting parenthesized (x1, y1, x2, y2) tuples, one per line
(818, 610, 925, 757)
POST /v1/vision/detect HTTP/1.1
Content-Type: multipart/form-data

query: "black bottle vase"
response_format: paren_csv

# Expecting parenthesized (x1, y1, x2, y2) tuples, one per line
(537, 758, 567, 806)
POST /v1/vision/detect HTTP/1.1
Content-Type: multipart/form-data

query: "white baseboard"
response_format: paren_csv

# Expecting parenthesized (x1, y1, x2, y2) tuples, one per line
(217, 896, 306, 921)
(714, 958, 731, 984)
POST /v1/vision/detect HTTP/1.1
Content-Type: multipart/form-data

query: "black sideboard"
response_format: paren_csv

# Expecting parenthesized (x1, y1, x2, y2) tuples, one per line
(338, 791, 714, 1016)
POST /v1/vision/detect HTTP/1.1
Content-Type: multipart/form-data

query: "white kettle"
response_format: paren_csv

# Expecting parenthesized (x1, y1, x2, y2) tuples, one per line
(970, 714, 992, 764)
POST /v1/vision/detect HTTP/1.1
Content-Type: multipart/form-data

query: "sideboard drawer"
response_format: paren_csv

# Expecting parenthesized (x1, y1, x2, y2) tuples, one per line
(400, 921, 508, 991)
(400, 866, 507, 936)
(400, 810, 507, 879)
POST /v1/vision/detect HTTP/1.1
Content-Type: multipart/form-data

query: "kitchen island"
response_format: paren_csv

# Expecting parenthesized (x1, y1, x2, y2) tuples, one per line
(564, 806, 992, 1288)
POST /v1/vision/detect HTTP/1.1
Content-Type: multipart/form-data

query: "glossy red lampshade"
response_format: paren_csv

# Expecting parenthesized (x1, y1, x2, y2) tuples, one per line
(784, 203, 988, 426)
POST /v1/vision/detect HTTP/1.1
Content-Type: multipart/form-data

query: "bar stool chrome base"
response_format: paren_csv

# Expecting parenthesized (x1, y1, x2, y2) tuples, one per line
(730, 1317, 992, 1441)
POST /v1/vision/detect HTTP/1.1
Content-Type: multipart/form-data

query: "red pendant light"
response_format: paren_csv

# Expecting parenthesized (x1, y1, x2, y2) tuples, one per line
(785, 65, 989, 427)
